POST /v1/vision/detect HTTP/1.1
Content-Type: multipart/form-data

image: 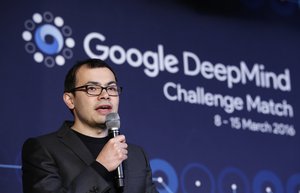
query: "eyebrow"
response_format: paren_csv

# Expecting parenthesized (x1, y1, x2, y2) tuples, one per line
(84, 81, 117, 86)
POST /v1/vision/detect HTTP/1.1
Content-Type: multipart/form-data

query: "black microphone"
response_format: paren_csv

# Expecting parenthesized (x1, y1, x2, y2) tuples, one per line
(105, 112, 125, 188)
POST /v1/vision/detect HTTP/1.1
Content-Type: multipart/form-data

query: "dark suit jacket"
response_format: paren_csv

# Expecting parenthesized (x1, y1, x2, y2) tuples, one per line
(22, 121, 158, 193)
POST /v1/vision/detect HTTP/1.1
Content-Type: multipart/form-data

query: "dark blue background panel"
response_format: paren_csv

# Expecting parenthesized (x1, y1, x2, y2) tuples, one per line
(0, 0, 299, 192)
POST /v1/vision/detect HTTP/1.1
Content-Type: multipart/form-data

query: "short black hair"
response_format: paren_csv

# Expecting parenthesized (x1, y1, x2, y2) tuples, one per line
(64, 58, 118, 93)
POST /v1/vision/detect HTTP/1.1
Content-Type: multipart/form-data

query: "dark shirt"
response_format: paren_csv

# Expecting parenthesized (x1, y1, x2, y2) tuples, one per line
(73, 130, 119, 192)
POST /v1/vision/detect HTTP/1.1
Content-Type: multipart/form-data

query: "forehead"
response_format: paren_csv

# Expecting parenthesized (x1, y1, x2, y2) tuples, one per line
(76, 66, 116, 85)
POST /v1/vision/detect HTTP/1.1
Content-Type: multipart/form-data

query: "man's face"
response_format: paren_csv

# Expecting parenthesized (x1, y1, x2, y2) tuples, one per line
(68, 66, 119, 128)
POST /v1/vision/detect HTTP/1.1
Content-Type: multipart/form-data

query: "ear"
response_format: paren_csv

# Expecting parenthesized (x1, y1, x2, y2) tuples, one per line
(63, 92, 75, 110)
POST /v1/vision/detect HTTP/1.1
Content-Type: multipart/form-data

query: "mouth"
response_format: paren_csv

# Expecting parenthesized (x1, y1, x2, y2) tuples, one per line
(95, 104, 113, 114)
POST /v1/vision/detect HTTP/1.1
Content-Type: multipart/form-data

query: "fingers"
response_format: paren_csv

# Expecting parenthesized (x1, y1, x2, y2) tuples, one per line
(114, 134, 126, 143)
(111, 135, 128, 159)
(110, 135, 128, 150)
(96, 135, 128, 172)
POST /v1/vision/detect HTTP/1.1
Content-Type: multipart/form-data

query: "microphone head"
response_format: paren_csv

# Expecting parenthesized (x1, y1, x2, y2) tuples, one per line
(105, 112, 120, 129)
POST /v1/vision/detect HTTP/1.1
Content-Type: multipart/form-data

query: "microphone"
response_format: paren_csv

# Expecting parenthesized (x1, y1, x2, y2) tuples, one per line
(105, 112, 125, 188)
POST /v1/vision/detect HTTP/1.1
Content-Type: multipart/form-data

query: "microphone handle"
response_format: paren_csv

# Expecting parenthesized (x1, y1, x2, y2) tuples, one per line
(109, 128, 125, 188)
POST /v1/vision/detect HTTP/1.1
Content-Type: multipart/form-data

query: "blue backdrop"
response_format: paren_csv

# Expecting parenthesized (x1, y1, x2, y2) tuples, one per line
(1, 0, 299, 193)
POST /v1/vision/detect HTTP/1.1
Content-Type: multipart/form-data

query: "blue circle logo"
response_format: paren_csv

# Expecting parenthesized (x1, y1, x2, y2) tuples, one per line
(22, 11, 75, 67)
(150, 158, 179, 193)
(181, 163, 215, 193)
(218, 167, 250, 193)
(253, 170, 284, 193)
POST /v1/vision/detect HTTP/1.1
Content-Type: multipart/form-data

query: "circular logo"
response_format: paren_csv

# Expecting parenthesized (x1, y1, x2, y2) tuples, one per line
(253, 170, 284, 193)
(22, 11, 75, 67)
(217, 167, 250, 193)
(181, 163, 215, 193)
(150, 159, 179, 193)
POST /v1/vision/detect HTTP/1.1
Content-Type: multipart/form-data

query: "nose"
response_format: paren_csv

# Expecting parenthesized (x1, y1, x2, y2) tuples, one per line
(98, 87, 110, 100)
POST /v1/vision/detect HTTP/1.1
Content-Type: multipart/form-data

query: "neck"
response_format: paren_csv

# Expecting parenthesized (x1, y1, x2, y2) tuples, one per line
(71, 122, 108, 138)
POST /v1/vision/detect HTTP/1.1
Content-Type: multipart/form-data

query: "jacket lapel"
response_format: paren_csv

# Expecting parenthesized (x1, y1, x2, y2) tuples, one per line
(56, 121, 94, 165)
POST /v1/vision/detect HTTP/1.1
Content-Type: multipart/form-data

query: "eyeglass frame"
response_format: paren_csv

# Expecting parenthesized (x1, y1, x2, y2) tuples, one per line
(67, 84, 122, 97)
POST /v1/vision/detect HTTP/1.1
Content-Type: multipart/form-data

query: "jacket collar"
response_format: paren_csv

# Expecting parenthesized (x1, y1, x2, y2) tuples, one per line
(56, 121, 94, 165)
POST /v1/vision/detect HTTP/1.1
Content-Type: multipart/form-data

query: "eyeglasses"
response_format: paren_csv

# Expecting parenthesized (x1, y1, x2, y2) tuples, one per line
(69, 84, 122, 96)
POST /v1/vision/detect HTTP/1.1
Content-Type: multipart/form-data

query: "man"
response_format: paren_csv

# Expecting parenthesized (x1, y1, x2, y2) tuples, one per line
(22, 59, 158, 193)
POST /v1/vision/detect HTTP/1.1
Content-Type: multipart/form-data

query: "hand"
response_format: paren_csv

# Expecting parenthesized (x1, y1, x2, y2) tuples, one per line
(96, 135, 128, 171)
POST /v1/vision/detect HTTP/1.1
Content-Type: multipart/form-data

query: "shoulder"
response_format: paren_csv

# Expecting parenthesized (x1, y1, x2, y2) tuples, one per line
(22, 121, 73, 149)
(23, 130, 58, 147)
(128, 143, 143, 150)
(128, 143, 145, 154)
(127, 143, 150, 163)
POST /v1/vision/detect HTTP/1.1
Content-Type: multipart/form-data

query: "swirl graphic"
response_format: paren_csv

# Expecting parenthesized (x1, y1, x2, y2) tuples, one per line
(34, 24, 63, 55)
